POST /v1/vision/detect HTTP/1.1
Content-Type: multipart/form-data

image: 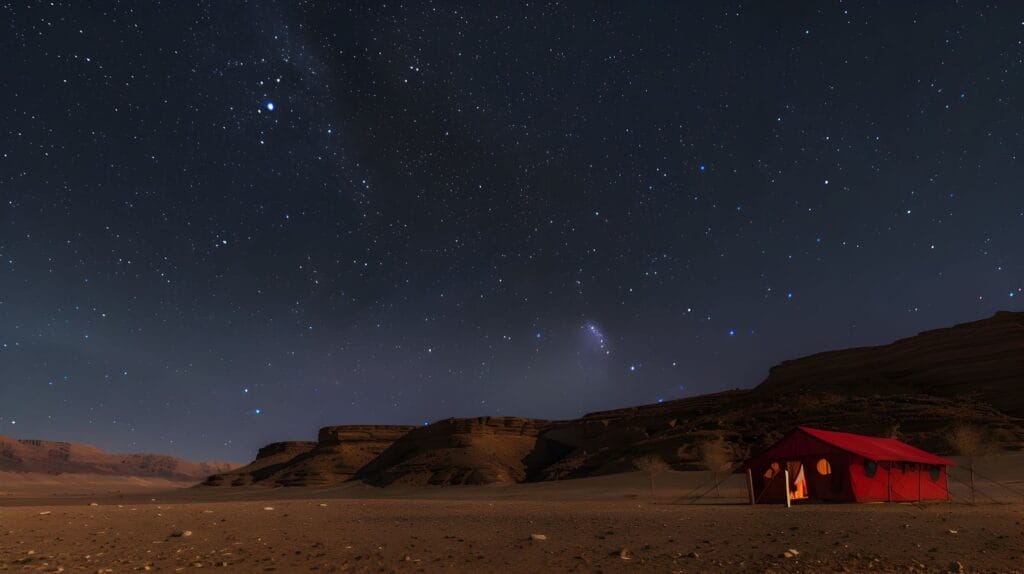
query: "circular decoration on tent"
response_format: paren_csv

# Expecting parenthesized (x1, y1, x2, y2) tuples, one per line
(864, 460, 877, 478)
(816, 458, 832, 476)
(764, 462, 781, 480)
(929, 465, 940, 481)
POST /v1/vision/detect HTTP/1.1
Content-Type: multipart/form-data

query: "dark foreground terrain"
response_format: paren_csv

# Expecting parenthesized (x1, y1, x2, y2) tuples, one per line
(1, 467, 1021, 573)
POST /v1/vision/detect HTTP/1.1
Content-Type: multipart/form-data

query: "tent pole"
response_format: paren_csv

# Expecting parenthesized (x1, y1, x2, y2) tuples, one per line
(918, 465, 922, 502)
(747, 469, 755, 505)
(784, 469, 791, 508)
(886, 462, 892, 503)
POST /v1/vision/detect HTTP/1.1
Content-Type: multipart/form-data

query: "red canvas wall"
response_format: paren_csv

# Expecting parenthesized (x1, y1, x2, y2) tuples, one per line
(847, 459, 949, 502)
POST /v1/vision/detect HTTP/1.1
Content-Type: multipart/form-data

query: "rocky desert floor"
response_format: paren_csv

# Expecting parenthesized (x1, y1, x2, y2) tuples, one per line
(1, 465, 1022, 574)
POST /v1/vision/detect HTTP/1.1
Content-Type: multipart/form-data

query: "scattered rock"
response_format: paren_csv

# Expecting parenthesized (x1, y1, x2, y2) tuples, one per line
(948, 529, 958, 535)
(38, 511, 51, 516)
(529, 533, 547, 541)
(949, 561, 965, 573)
(170, 530, 193, 538)
(89, 502, 99, 506)
(783, 548, 800, 558)
(687, 551, 700, 558)
(263, 506, 275, 511)
(618, 547, 632, 561)
(318, 503, 328, 507)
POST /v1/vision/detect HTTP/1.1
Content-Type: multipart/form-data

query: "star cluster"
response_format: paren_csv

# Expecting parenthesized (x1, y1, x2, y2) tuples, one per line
(0, 2, 1022, 460)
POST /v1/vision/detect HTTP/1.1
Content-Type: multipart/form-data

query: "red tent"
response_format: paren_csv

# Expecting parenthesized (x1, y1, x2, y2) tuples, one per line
(743, 426, 953, 503)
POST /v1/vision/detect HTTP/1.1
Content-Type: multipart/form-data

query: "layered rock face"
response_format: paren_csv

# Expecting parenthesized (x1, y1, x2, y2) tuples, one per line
(202, 426, 415, 487)
(758, 311, 1024, 416)
(354, 417, 550, 486)
(202, 441, 316, 486)
(269, 426, 416, 486)
(526, 391, 1024, 481)
(0, 435, 237, 481)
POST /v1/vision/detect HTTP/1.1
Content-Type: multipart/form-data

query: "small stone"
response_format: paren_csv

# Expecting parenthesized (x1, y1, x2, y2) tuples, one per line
(529, 534, 547, 541)
(263, 506, 275, 511)
(38, 511, 51, 516)
(89, 502, 99, 507)
(687, 551, 700, 558)
(170, 530, 193, 538)
(948, 561, 964, 573)
(618, 547, 632, 561)
(318, 503, 328, 507)
(948, 529, 958, 535)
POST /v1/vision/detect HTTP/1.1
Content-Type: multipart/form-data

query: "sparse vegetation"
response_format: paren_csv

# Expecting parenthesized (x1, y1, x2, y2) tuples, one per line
(634, 455, 669, 496)
(697, 438, 733, 497)
(947, 424, 993, 503)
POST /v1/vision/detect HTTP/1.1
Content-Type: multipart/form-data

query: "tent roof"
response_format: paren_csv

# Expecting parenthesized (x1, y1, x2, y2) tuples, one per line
(797, 426, 953, 466)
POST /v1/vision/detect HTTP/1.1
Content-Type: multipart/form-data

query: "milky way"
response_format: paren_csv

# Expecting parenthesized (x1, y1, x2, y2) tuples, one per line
(0, 2, 1022, 460)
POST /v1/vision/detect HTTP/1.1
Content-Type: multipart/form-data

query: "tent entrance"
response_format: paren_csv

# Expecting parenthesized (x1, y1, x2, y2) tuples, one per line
(787, 461, 808, 500)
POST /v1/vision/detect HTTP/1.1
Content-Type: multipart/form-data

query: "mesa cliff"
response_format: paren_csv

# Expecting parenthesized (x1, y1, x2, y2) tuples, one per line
(354, 417, 550, 486)
(207, 311, 1024, 487)
(0, 435, 237, 481)
(203, 426, 415, 487)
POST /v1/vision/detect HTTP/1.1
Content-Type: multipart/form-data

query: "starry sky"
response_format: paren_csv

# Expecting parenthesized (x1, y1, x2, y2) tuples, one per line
(2, 2, 1023, 461)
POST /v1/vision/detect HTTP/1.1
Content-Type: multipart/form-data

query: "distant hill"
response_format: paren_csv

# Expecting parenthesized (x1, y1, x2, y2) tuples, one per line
(757, 310, 1024, 416)
(203, 311, 1024, 487)
(0, 435, 237, 481)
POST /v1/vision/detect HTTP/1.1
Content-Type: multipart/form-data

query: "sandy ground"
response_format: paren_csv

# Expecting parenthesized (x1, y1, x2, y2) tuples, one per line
(0, 462, 1022, 573)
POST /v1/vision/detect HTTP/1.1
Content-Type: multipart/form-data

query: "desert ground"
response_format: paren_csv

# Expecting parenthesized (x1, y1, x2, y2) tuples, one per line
(1, 460, 1022, 574)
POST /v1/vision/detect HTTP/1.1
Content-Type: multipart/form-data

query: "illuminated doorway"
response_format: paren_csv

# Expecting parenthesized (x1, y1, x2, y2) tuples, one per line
(787, 461, 808, 500)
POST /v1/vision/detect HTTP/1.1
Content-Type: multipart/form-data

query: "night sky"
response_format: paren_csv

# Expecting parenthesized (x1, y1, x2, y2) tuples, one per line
(2, 2, 1023, 461)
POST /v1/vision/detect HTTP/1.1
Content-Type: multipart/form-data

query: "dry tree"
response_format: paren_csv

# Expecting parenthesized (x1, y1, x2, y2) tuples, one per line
(634, 454, 669, 496)
(946, 424, 993, 503)
(697, 438, 734, 497)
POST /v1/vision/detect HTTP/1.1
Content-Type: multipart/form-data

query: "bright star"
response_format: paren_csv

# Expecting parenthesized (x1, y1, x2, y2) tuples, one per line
(265, 101, 275, 111)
